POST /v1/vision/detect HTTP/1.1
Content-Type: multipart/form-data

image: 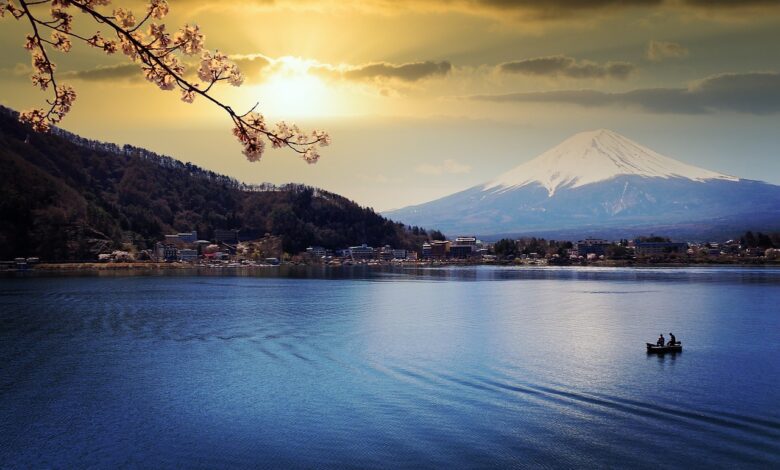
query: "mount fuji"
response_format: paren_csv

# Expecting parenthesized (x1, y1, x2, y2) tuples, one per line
(385, 129, 780, 239)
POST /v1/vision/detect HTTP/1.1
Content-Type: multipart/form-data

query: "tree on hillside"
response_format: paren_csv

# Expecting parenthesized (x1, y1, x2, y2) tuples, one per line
(741, 231, 757, 247)
(519, 237, 546, 257)
(638, 235, 671, 243)
(741, 231, 776, 249)
(429, 230, 446, 241)
(1, 0, 329, 162)
(606, 244, 629, 260)
(493, 238, 518, 258)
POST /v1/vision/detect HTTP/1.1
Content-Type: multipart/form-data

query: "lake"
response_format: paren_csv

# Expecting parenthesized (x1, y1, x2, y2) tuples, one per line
(1, 266, 779, 468)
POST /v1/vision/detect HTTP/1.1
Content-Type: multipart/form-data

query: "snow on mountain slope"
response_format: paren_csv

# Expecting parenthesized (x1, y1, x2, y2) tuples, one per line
(383, 129, 780, 238)
(483, 129, 739, 196)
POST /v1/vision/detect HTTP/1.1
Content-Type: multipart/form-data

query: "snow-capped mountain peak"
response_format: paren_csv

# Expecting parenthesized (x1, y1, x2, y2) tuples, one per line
(484, 129, 738, 196)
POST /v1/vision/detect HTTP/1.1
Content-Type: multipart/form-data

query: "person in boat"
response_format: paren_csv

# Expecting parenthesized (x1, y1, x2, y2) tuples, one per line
(668, 332, 676, 346)
(657, 334, 665, 347)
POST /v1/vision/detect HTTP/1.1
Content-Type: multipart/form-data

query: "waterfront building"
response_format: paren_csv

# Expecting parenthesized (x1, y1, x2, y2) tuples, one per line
(634, 241, 688, 256)
(348, 244, 375, 260)
(576, 238, 611, 256)
(177, 231, 198, 243)
(449, 236, 480, 259)
(162, 245, 178, 261)
(378, 246, 395, 261)
(392, 249, 408, 260)
(449, 244, 475, 259)
(430, 241, 451, 259)
(163, 231, 198, 246)
(154, 243, 179, 261)
(454, 236, 478, 246)
(307, 246, 327, 258)
(422, 243, 432, 259)
(178, 249, 198, 262)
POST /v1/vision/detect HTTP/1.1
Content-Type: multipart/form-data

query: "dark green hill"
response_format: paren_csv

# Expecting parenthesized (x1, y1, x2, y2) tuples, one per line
(0, 106, 430, 261)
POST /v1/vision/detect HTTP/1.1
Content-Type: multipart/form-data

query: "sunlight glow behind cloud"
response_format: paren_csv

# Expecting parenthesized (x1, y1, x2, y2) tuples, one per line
(1, 0, 779, 209)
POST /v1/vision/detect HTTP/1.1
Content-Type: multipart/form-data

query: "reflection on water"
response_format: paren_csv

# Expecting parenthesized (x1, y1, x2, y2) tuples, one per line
(1, 266, 779, 468)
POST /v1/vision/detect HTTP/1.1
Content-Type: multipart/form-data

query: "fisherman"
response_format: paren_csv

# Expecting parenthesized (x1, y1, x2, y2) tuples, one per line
(668, 332, 676, 346)
(657, 334, 665, 347)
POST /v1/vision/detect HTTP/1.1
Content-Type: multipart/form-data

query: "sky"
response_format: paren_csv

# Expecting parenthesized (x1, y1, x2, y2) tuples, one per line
(1, 0, 780, 211)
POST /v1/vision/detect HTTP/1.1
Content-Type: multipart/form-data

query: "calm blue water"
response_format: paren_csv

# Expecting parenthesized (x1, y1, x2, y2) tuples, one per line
(1, 266, 779, 468)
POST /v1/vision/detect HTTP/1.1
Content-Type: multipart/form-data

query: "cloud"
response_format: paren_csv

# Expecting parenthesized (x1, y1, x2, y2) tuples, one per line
(680, 0, 779, 8)
(415, 159, 472, 175)
(180, 0, 663, 15)
(230, 54, 273, 80)
(0, 63, 32, 77)
(54, 54, 449, 96)
(646, 40, 689, 62)
(60, 54, 274, 84)
(474, 0, 667, 17)
(499, 56, 635, 80)
(181, 0, 780, 21)
(61, 64, 141, 82)
(467, 72, 780, 114)
(315, 61, 452, 83)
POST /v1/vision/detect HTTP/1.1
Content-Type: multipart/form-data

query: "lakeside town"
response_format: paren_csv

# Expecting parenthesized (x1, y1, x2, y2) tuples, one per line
(4, 229, 780, 271)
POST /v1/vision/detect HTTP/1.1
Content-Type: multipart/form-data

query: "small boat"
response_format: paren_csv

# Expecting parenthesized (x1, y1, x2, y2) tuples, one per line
(646, 342, 682, 354)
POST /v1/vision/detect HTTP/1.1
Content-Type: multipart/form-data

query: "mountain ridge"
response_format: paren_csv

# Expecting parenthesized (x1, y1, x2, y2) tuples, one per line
(385, 130, 780, 239)
(484, 129, 738, 197)
(0, 106, 430, 260)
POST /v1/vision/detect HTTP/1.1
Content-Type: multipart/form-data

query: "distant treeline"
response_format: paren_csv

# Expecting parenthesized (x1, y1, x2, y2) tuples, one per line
(493, 237, 574, 258)
(740, 231, 780, 249)
(0, 106, 431, 260)
(491, 232, 780, 260)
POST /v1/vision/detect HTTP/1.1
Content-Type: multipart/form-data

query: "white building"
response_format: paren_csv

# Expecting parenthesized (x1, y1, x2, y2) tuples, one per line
(454, 236, 478, 245)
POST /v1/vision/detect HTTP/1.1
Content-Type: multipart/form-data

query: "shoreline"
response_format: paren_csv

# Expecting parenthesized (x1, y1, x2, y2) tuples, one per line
(3, 259, 779, 274)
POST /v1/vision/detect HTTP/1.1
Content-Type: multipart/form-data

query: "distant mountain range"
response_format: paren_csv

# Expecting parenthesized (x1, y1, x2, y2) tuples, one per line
(0, 106, 428, 261)
(385, 129, 780, 240)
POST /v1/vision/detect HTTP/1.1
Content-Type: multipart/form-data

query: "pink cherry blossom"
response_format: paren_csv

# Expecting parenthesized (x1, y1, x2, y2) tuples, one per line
(2, 0, 330, 163)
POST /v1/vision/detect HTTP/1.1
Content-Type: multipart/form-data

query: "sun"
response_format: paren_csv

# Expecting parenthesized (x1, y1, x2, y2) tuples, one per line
(255, 56, 334, 119)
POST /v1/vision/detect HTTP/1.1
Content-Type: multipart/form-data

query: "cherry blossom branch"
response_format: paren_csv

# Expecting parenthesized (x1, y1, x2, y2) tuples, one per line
(12, 0, 75, 131)
(2, 0, 330, 163)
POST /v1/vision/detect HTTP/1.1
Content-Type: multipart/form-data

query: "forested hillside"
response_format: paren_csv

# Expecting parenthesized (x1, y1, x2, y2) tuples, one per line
(0, 106, 429, 260)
